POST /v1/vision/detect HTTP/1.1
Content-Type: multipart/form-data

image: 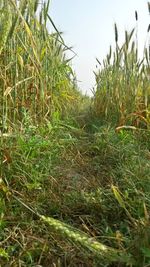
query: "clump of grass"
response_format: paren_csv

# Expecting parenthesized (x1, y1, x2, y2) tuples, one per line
(0, 0, 81, 132)
(94, 4, 150, 127)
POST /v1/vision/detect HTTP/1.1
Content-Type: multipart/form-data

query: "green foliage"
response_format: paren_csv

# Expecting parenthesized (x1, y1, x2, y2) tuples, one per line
(1, 122, 150, 266)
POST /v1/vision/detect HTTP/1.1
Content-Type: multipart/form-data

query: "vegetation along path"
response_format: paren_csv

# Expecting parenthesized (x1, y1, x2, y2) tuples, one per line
(0, 0, 150, 266)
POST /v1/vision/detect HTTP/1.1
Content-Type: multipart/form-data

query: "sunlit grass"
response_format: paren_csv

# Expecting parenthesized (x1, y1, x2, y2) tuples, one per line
(1, 1, 150, 266)
(0, 0, 80, 132)
(94, 8, 150, 127)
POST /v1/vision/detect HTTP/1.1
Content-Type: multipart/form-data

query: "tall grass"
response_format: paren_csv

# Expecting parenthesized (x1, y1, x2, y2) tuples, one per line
(1, 1, 150, 266)
(0, 0, 80, 132)
(94, 5, 150, 127)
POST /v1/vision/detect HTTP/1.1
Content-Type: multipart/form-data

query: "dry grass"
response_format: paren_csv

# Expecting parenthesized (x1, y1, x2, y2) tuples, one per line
(0, 0, 80, 132)
(94, 6, 150, 127)
(0, 1, 150, 266)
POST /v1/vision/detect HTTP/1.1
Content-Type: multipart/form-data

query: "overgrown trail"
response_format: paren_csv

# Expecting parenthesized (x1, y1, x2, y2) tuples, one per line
(1, 119, 150, 266)
(0, 0, 150, 266)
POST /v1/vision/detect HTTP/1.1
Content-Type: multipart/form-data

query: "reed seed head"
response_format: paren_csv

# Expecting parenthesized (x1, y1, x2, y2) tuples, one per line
(148, 2, 150, 15)
(114, 23, 118, 43)
(135, 10, 138, 21)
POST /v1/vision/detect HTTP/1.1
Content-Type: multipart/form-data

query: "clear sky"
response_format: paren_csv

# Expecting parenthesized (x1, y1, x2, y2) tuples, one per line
(49, 1, 149, 95)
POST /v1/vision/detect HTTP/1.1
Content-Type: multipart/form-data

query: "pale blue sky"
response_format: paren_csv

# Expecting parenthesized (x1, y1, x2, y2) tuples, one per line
(49, 1, 149, 94)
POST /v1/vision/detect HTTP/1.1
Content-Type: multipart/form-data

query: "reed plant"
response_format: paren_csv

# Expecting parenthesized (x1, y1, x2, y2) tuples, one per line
(94, 6, 150, 127)
(1, 1, 150, 266)
(0, 0, 79, 132)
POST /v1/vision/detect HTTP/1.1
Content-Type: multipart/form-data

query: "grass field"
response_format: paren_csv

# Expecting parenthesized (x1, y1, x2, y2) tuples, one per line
(0, 1, 150, 266)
